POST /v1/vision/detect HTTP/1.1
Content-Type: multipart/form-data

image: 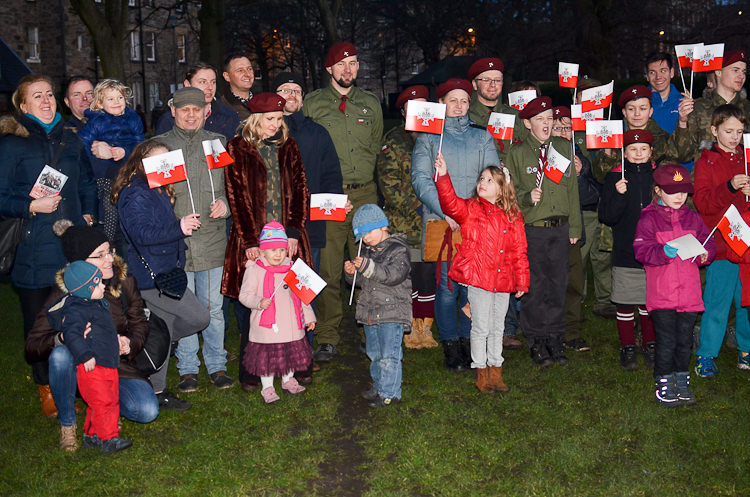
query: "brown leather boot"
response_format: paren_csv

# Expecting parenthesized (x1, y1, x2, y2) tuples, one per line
(419, 318, 439, 349)
(488, 366, 510, 393)
(475, 367, 493, 393)
(38, 384, 58, 418)
(59, 425, 78, 452)
(404, 319, 422, 349)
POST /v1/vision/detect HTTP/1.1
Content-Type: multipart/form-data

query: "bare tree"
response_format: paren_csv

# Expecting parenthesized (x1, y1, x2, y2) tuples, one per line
(70, 0, 129, 79)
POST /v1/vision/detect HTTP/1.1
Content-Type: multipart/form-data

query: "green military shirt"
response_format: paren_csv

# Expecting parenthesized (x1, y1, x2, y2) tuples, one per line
(505, 134, 582, 239)
(375, 124, 422, 249)
(468, 96, 528, 165)
(303, 85, 383, 185)
(673, 90, 750, 163)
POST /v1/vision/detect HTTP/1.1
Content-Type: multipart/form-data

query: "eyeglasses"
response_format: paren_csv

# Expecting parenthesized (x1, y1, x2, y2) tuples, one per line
(88, 248, 116, 259)
(475, 78, 503, 85)
(277, 89, 303, 96)
(552, 126, 573, 132)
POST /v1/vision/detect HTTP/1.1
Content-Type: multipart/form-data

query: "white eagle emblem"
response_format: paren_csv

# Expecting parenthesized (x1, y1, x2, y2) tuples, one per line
(417, 108, 435, 126)
(156, 159, 178, 178)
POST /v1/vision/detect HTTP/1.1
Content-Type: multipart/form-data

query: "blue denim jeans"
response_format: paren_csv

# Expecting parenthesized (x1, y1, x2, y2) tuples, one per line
(364, 322, 404, 400)
(119, 378, 159, 423)
(176, 266, 227, 375)
(435, 262, 470, 341)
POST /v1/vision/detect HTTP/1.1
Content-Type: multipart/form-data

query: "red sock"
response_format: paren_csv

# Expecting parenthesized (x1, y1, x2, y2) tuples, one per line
(616, 305, 635, 346)
(638, 306, 655, 346)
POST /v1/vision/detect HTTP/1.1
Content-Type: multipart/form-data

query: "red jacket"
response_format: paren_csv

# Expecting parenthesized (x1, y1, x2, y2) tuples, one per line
(436, 174, 529, 293)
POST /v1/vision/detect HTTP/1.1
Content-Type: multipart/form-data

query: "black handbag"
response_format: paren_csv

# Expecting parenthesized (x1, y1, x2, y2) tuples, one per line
(0, 217, 24, 275)
(120, 223, 187, 300)
(120, 291, 171, 377)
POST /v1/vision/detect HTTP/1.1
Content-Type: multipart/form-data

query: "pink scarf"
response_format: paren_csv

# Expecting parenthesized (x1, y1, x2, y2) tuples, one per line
(255, 259, 304, 331)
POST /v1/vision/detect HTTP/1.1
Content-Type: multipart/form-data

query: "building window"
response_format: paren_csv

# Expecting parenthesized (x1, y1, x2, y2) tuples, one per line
(77, 33, 84, 51)
(145, 32, 156, 62)
(128, 0, 135, 6)
(129, 31, 141, 61)
(27, 27, 40, 62)
(131, 81, 143, 108)
(176, 34, 186, 63)
(148, 82, 159, 110)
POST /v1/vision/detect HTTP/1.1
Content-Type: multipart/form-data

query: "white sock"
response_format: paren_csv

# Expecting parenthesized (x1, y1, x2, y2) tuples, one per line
(260, 376, 274, 390)
(281, 371, 294, 383)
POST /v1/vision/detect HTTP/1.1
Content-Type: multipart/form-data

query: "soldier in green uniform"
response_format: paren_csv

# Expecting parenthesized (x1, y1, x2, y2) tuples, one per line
(467, 58, 527, 164)
(505, 96, 581, 367)
(673, 50, 750, 163)
(303, 42, 384, 362)
(376, 85, 438, 350)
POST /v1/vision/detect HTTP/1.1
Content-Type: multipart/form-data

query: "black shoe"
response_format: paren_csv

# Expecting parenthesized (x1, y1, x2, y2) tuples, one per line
(361, 386, 379, 401)
(368, 396, 401, 408)
(157, 390, 192, 411)
(530, 342, 554, 367)
(620, 345, 638, 371)
(643, 342, 655, 368)
(82, 434, 102, 449)
(178, 374, 198, 393)
(548, 337, 569, 366)
(209, 371, 234, 389)
(458, 337, 472, 370)
(101, 436, 132, 455)
(314, 343, 337, 362)
(442, 340, 464, 372)
(565, 338, 591, 352)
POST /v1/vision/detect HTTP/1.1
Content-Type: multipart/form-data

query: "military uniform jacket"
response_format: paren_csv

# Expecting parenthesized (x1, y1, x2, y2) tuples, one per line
(303, 85, 383, 185)
(375, 124, 422, 249)
(673, 91, 750, 163)
(505, 134, 582, 239)
(468, 96, 527, 164)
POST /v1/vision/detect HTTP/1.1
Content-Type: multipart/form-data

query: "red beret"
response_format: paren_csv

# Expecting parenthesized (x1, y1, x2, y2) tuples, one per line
(623, 129, 654, 147)
(518, 96, 553, 119)
(553, 106, 571, 119)
(396, 85, 429, 110)
(723, 49, 746, 68)
(325, 42, 357, 67)
(618, 85, 652, 108)
(436, 78, 473, 99)
(653, 163, 693, 194)
(468, 58, 505, 80)
(247, 92, 286, 114)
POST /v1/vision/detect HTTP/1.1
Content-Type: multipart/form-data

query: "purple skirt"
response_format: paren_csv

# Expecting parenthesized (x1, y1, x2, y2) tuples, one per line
(243, 337, 312, 377)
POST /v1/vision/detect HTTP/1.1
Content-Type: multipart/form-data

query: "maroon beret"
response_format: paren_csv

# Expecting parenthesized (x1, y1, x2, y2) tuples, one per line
(436, 78, 473, 99)
(325, 42, 357, 67)
(723, 49, 746, 68)
(553, 106, 571, 119)
(623, 129, 654, 147)
(653, 163, 693, 194)
(518, 96, 553, 119)
(247, 92, 286, 114)
(618, 85, 652, 108)
(396, 85, 429, 110)
(468, 57, 505, 80)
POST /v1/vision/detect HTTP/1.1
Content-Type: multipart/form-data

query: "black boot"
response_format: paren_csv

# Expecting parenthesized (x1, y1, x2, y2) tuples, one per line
(442, 340, 464, 372)
(530, 339, 554, 367)
(458, 337, 472, 370)
(548, 336, 568, 366)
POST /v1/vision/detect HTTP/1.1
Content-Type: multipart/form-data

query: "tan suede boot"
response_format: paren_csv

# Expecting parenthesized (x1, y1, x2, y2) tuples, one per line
(488, 366, 510, 393)
(404, 319, 422, 349)
(419, 318, 439, 348)
(475, 367, 493, 393)
(60, 425, 78, 452)
(38, 384, 58, 418)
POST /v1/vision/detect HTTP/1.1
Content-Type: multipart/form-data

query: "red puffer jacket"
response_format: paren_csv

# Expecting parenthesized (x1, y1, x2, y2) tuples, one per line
(436, 173, 530, 293)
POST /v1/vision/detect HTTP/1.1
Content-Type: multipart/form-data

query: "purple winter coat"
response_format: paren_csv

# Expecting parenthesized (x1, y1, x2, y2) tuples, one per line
(633, 202, 716, 312)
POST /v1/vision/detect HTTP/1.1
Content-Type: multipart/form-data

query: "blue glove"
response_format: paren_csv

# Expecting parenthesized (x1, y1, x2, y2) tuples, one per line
(664, 244, 678, 259)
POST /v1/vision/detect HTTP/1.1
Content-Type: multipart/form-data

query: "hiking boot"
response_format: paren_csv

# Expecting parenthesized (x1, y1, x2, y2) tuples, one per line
(674, 371, 697, 406)
(209, 371, 234, 390)
(620, 345, 638, 371)
(442, 340, 464, 372)
(458, 337, 472, 370)
(694, 355, 717, 378)
(418, 318, 439, 348)
(530, 341, 554, 368)
(314, 343, 337, 362)
(82, 434, 102, 449)
(475, 367, 492, 393)
(60, 425, 78, 452)
(503, 334, 523, 350)
(643, 342, 656, 368)
(361, 386, 379, 401)
(548, 337, 568, 366)
(565, 338, 590, 352)
(368, 396, 401, 408)
(655, 374, 680, 407)
(178, 374, 199, 393)
(38, 384, 58, 418)
(157, 390, 192, 411)
(488, 366, 510, 393)
(404, 319, 422, 349)
(101, 437, 132, 455)
(738, 351, 750, 370)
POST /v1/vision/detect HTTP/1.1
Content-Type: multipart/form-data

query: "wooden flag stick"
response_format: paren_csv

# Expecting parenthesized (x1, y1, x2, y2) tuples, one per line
(184, 174, 197, 214)
(207, 166, 216, 203)
(268, 278, 285, 300)
(608, 103, 612, 120)
(677, 65, 688, 95)
(621, 146, 625, 182)
(691, 224, 718, 262)
(349, 238, 363, 305)
(689, 70, 694, 98)
(435, 133, 445, 182)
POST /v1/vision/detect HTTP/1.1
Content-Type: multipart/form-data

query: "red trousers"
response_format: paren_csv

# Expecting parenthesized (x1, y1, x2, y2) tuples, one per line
(77, 364, 120, 440)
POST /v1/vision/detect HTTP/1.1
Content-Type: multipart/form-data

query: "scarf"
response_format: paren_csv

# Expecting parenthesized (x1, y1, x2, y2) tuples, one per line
(26, 112, 62, 134)
(255, 258, 304, 331)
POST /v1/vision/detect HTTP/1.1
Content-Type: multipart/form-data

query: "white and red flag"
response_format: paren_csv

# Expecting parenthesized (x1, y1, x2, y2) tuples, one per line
(675, 43, 703, 68)
(558, 62, 579, 88)
(310, 193, 348, 221)
(284, 259, 327, 305)
(202, 139, 233, 169)
(744, 133, 750, 164)
(692, 43, 724, 72)
(544, 143, 571, 184)
(571, 105, 604, 132)
(142, 149, 188, 188)
(487, 112, 515, 141)
(717, 204, 750, 257)
(580, 81, 614, 112)
(585, 120, 623, 149)
(508, 90, 537, 111)
(405, 101, 446, 134)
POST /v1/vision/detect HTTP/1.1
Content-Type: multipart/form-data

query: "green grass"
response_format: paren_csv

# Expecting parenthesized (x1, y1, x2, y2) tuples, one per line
(2, 277, 750, 496)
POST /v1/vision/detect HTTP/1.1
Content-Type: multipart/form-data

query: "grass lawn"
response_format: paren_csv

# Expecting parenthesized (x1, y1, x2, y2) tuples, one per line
(1, 276, 749, 496)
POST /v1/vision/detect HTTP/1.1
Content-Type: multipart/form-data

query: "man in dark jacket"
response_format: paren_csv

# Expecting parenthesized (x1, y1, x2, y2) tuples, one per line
(63, 76, 94, 131)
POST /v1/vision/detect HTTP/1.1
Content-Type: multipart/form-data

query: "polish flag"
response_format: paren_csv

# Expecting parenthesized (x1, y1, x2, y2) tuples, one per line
(558, 62, 579, 88)
(692, 43, 724, 72)
(744, 134, 750, 164)
(508, 90, 537, 111)
(571, 105, 604, 132)
(675, 43, 703, 68)
(405, 101, 446, 134)
(487, 112, 515, 141)
(544, 143, 571, 184)
(310, 193, 348, 221)
(142, 149, 187, 188)
(585, 120, 623, 149)
(717, 204, 750, 257)
(284, 259, 327, 305)
(580, 81, 614, 112)
(202, 139, 233, 169)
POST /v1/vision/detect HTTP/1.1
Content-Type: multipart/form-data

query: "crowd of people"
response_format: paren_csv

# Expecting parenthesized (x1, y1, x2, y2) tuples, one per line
(1, 40, 748, 454)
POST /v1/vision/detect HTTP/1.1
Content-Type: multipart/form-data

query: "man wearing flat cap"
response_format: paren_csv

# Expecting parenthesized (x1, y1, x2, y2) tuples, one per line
(303, 42, 384, 362)
(156, 86, 233, 393)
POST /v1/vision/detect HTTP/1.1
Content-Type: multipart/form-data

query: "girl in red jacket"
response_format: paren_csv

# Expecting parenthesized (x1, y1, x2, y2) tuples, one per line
(434, 154, 530, 394)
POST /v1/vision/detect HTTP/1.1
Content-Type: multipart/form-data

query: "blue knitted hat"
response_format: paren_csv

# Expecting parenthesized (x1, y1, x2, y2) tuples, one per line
(352, 204, 389, 241)
(64, 261, 103, 299)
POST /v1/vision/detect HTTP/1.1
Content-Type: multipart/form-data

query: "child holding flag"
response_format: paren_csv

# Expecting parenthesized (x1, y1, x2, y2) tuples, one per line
(238, 222, 316, 404)
(692, 104, 750, 377)
(634, 164, 714, 406)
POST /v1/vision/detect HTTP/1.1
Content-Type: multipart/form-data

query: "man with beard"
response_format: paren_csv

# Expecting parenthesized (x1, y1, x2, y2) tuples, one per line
(303, 42, 383, 362)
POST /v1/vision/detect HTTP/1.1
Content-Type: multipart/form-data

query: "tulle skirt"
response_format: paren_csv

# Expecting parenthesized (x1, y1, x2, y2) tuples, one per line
(242, 337, 312, 377)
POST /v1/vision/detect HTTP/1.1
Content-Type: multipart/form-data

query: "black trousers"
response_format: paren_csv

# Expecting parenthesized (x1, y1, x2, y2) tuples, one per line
(649, 309, 697, 377)
(17, 286, 53, 385)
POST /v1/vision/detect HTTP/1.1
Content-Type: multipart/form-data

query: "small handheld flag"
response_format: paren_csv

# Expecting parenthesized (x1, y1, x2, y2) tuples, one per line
(580, 81, 614, 112)
(585, 120, 623, 149)
(284, 259, 327, 306)
(487, 112, 515, 141)
(558, 62, 579, 89)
